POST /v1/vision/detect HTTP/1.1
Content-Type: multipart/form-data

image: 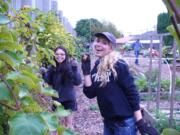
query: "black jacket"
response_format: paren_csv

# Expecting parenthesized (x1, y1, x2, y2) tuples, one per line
(44, 65, 82, 102)
(83, 60, 140, 119)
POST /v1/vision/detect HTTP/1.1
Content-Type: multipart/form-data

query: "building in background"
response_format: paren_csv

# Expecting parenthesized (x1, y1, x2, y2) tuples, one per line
(51, 0, 58, 11)
(10, 0, 22, 10)
(21, 0, 32, 7)
(42, 0, 52, 12)
(116, 31, 160, 49)
(9, 0, 76, 36)
(35, 0, 43, 11)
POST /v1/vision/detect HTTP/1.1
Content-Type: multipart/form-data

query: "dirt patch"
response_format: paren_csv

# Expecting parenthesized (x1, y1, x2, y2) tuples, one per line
(73, 85, 103, 135)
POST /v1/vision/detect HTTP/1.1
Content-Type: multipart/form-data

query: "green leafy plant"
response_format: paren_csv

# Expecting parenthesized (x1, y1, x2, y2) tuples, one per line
(161, 128, 180, 135)
(145, 69, 159, 91)
(155, 110, 171, 133)
(161, 79, 170, 91)
(0, 2, 77, 135)
(162, 46, 173, 63)
(155, 110, 180, 133)
(135, 75, 148, 92)
(176, 77, 180, 89)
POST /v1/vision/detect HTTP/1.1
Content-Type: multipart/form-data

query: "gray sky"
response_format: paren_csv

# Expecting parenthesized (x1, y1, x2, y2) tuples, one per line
(58, 0, 167, 36)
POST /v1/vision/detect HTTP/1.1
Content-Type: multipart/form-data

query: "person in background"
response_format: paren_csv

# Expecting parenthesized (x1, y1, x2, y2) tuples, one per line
(81, 32, 158, 135)
(148, 47, 160, 58)
(132, 39, 142, 65)
(41, 46, 82, 129)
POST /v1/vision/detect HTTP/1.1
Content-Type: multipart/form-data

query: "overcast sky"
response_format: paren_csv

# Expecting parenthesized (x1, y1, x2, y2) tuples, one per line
(58, 0, 167, 36)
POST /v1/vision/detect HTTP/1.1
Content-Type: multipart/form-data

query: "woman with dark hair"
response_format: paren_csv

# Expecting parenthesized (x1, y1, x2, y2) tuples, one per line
(42, 46, 82, 129)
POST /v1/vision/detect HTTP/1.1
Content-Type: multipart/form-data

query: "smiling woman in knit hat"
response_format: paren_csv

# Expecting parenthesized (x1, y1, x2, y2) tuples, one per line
(81, 32, 158, 135)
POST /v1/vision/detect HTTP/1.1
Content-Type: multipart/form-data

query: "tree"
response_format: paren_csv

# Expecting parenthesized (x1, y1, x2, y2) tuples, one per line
(101, 20, 122, 38)
(75, 18, 103, 43)
(157, 13, 171, 33)
(75, 18, 123, 51)
(157, 12, 173, 46)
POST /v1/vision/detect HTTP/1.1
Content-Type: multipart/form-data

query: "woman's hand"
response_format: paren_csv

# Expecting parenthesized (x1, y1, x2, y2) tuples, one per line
(71, 58, 78, 71)
(136, 119, 159, 135)
(39, 67, 47, 75)
(81, 54, 91, 75)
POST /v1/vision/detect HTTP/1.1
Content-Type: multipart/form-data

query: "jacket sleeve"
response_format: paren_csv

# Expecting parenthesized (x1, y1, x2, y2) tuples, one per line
(71, 66, 82, 86)
(83, 61, 99, 99)
(43, 66, 54, 85)
(115, 60, 140, 111)
(83, 85, 96, 99)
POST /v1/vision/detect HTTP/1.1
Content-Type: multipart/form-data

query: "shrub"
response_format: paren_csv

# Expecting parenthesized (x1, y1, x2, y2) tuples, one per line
(161, 79, 170, 91)
(176, 77, 180, 90)
(135, 75, 148, 92)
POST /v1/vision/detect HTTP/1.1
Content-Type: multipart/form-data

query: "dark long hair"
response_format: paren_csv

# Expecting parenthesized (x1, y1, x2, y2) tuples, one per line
(54, 46, 72, 84)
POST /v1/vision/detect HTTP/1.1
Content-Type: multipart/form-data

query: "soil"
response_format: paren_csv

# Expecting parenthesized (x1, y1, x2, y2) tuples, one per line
(73, 85, 103, 135)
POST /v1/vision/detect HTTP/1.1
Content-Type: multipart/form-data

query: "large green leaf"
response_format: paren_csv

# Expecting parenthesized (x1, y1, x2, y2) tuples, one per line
(40, 112, 59, 131)
(0, 50, 23, 68)
(6, 72, 36, 89)
(54, 105, 71, 117)
(41, 87, 58, 97)
(9, 30, 19, 43)
(9, 113, 47, 135)
(5, 51, 23, 66)
(18, 86, 29, 98)
(19, 63, 34, 72)
(0, 60, 5, 69)
(0, 82, 11, 101)
(20, 96, 43, 113)
(0, 41, 21, 51)
(0, 52, 15, 67)
(176, 0, 180, 7)
(20, 96, 34, 106)
(20, 70, 40, 82)
(0, 32, 14, 42)
(161, 128, 180, 135)
(0, 14, 10, 25)
(0, 30, 22, 51)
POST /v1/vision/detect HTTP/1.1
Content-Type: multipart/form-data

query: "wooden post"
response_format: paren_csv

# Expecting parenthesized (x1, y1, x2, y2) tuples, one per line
(147, 36, 153, 110)
(156, 35, 163, 110)
(169, 40, 177, 127)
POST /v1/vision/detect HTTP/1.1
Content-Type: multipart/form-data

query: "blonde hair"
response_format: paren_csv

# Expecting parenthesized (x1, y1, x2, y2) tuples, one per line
(94, 51, 122, 87)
